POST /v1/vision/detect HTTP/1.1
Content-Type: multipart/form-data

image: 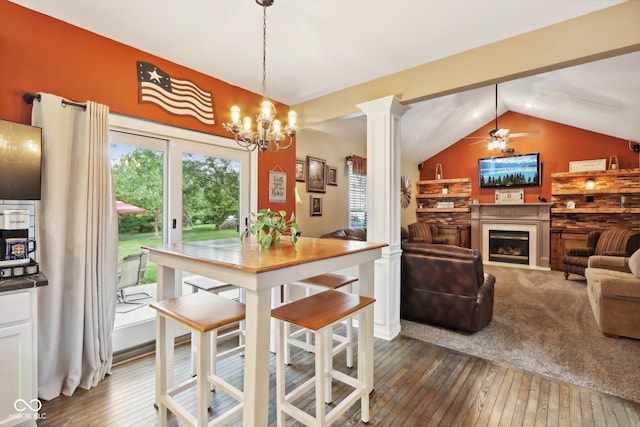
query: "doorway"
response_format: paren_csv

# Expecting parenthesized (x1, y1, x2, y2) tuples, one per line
(109, 117, 253, 352)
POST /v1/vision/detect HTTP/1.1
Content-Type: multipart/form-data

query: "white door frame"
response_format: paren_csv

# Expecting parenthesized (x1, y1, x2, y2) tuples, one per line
(110, 114, 256, 352)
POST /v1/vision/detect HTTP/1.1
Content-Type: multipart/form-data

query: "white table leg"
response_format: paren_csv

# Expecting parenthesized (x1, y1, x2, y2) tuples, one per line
(270, 286, 282, 353)
(358, 260, 375, 393)
(242, 286, 272, 426)
(156, 265, 176, 398)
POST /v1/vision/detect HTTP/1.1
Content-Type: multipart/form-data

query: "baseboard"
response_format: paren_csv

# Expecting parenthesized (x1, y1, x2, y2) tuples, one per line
(113, 333, 190, 366)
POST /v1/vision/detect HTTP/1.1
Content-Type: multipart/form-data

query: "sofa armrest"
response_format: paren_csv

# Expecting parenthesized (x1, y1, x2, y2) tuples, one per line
(566, 247, 595, 257)
(588, 255, 631, 273)
(601, 251, 628, 257)
(597, 276, 640, 301)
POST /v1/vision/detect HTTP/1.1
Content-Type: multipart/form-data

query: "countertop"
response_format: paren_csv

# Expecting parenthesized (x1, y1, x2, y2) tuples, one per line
(0, 272, 48, 293)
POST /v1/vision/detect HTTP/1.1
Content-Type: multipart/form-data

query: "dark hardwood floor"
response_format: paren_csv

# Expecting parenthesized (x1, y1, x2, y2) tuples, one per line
(38, 333, 640, 426)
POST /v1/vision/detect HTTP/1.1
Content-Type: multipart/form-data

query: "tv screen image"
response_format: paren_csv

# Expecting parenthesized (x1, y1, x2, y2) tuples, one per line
(478, 153, 540, 188)
(0, 118, 42, 200)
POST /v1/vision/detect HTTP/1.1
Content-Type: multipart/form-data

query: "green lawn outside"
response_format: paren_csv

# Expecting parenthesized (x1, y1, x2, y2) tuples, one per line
(118, 224, 240, 284)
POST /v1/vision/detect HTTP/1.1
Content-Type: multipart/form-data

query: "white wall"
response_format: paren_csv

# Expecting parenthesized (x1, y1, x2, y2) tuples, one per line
(295, 129, 365, 237)
(295, 128, 421, 237)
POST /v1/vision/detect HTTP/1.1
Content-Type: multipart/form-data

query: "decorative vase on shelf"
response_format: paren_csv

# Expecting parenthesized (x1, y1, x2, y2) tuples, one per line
(244, 208, 299, 249)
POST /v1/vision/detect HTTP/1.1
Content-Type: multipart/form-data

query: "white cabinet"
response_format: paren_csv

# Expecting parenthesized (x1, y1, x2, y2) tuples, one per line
(0, 289, 38, 427)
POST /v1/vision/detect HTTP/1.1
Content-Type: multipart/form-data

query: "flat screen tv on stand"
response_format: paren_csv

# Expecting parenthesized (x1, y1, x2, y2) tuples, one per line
(0, 118, 42, 200)
(478, 152, 541, 188)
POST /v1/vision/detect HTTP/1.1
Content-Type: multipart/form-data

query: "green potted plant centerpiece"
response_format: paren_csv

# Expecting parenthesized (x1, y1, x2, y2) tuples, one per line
(245, 208, 299, 249)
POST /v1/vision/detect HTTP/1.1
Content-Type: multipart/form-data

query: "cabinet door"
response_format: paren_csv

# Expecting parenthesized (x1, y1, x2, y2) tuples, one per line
(458, 226, 471, 248)
(0, 322, 34, 427)
(437, 226, 460, 246)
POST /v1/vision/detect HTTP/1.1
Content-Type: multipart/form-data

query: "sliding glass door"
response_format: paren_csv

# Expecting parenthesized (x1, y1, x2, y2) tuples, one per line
(109, 120, 252, 352)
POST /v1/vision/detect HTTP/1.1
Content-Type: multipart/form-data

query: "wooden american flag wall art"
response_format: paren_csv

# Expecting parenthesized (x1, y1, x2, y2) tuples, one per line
(137, 61, 215, 125)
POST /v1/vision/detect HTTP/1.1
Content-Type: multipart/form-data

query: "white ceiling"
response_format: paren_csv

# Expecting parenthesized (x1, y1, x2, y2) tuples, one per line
(11, 0, 640, 161)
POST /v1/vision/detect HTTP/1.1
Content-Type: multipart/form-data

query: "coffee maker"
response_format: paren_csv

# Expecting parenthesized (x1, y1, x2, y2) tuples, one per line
(0, 209, 31, 267)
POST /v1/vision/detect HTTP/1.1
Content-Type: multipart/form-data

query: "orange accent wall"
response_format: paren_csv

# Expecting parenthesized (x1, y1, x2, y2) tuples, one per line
(420, 111, 638, 203)
(0, 0, 294, 215)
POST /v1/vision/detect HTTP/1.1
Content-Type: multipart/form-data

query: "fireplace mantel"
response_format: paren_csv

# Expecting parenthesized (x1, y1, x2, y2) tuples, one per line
(470, 203, 551, 269)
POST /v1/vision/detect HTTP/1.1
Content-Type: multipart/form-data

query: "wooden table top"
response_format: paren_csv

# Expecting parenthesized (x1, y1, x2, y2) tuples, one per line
(143, 237, 387, 274)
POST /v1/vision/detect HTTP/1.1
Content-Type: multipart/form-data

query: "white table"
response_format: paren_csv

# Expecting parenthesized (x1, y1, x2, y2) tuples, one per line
(144, 237, 386, 426)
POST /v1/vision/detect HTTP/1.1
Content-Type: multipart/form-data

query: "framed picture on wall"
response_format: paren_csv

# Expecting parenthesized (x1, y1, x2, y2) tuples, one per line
(306, 156, 326, 193)
(310, 195, 322, 216)
(268, 170, 286, 203)
(327, 166, 337, 186)
(295, 159, 305, 182)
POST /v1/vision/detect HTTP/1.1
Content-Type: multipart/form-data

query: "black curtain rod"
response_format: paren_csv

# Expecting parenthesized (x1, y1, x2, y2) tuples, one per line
(23, 92, 87, 110)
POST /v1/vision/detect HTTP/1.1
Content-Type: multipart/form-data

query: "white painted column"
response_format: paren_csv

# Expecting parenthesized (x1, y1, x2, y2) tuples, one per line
(356, 95, 408, 341)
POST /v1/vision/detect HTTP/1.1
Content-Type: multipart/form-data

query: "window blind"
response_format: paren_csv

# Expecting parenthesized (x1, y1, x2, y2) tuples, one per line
(348, 164, 367, 228)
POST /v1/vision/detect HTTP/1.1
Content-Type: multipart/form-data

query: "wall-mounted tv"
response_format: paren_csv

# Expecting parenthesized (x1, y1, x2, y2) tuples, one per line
(478, 152, 540, 188)
(0, 118, 42, 200)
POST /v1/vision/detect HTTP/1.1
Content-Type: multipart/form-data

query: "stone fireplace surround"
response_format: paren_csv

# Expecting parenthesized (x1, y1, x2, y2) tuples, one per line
(470, 203, 552, 269)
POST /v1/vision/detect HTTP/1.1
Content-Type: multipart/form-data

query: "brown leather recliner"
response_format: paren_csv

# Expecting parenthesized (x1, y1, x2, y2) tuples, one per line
(401, 242, 495, 333)
(407, 222, 448, 244)
(562, 228, 640, 279)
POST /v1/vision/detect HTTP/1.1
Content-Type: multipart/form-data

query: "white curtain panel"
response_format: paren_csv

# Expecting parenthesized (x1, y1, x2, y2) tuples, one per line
(32, 93, 118, 400)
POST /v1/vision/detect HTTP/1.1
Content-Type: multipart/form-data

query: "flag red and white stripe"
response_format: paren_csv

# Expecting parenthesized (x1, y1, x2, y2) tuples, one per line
(137, 61, 215, 125)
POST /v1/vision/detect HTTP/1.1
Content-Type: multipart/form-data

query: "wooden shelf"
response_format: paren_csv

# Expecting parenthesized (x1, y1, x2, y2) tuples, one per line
(416, 178, 471, 185)
(551, 168, 640, 178)
(552, 188, 640, 195)
(416, 207, 470, 213)
(415, 178, 472, 236)
(416, 193, 470, 199)
(551, 207, 640, 214)
(550, 167, 640, 230)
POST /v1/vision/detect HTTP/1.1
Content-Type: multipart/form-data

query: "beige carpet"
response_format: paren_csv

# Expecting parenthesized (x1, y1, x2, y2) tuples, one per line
(401, 264, 640, 403)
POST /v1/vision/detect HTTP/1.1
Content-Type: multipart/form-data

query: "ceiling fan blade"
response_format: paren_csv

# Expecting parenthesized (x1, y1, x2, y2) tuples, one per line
(493, 128, 509, 138)
(507, 131, 539, 138)
(469, 138, 490, 146)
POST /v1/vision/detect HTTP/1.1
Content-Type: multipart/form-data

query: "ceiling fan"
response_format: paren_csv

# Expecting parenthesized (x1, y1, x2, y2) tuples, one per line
(468, 84, 538, 150)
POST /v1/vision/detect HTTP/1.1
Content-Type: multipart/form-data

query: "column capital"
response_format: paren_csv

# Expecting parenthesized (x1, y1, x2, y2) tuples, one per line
(356, 95, 409, 118)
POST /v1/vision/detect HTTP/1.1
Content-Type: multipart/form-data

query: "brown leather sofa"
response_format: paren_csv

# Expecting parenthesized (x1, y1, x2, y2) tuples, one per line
(563, 228, 640, 279)
(584, 251, 640, 339)
(401, 242, 495, 333)
(320, 228, 366, 241)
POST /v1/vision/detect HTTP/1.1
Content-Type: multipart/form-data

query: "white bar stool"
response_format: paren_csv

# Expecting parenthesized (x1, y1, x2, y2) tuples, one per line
(272, 290, 375, 427)
(283, 273, 358, 367)
(184, 276, 245, 376)
(150, 292, 245, 427)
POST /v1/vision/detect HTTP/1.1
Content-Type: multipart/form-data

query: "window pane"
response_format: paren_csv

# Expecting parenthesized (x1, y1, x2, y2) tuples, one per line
(348, 165, 367, 228)
(181, 152, 240, 242)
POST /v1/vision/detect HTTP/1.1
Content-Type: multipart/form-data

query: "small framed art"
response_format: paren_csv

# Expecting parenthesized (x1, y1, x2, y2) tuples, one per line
(268, 170, 286, 203)
(295, 159, 305, 182)
(306, 156, 326, 193)
(327, 165, 337, 186)
(310, 195, 322, 216)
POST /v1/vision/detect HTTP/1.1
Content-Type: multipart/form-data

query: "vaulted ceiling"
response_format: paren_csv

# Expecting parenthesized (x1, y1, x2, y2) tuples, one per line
(10, 0, 640, 161)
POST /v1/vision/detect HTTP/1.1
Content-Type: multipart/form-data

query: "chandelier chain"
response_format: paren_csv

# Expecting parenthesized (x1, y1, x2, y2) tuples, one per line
(262, 4, 267, 100)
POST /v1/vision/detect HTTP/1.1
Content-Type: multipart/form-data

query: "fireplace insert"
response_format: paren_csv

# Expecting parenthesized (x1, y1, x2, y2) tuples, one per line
(488, 230, 529, 265)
